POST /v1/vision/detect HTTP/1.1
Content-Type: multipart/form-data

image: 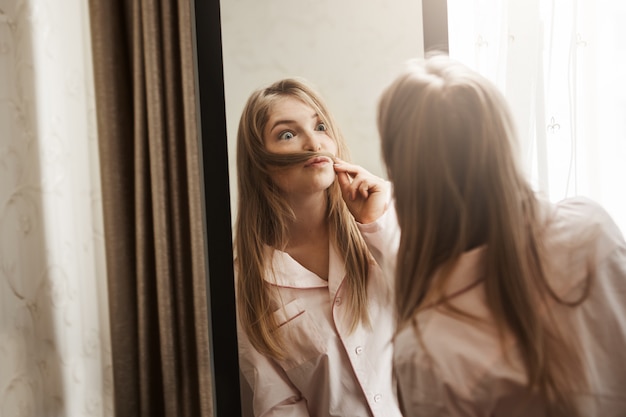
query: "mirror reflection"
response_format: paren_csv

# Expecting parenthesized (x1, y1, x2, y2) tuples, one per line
(219, 1, 423, 415)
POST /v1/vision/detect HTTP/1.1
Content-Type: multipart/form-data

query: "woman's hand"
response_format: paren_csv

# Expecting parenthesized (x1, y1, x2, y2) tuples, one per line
(333, 159, 390, 224)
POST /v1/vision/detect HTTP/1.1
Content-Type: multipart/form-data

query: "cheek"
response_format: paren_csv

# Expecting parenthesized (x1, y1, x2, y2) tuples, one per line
(267, 168, 294, 192)
(325, 138, 339, 154)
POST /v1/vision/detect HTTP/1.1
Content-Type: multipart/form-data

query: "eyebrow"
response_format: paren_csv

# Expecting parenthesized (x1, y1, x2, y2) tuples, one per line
(268, 113, 320, 134)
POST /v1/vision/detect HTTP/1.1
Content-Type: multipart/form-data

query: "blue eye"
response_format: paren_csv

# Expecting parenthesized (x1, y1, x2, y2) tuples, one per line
(316, 123, 327, 132)
(279, 131, 294, 140)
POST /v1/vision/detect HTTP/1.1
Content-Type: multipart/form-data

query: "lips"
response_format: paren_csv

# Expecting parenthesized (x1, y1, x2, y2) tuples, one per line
(304, 156, 332, 167)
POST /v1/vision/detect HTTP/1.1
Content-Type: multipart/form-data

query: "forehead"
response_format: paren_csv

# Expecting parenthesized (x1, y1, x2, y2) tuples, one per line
(267, 95, 316, 121)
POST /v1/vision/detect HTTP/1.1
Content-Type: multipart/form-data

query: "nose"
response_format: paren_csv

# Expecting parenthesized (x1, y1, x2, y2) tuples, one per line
(302, 131, 322, 151)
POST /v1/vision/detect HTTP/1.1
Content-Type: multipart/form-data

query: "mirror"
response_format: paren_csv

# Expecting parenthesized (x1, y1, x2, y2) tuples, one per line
(193, 0, 448, 415)
(220, 1, 425, 416)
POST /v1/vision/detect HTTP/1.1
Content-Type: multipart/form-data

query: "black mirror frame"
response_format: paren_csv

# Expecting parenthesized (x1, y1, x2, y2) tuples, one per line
(191, 0, 241, 415)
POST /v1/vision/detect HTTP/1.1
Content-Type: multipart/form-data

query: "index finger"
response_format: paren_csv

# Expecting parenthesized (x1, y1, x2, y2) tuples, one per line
(333, 159, 361, 176)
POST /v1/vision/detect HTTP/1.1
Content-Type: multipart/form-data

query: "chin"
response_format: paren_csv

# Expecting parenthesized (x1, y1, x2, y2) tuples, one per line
(305, 177, 336, 194)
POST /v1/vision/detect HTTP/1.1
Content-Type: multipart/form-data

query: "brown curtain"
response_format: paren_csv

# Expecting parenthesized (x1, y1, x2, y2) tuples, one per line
(88, 1, 214, 416)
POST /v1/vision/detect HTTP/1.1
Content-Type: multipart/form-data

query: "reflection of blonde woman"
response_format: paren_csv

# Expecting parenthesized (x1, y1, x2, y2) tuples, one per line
(234, 78, 402, 417)
(377, 54, 626, 416)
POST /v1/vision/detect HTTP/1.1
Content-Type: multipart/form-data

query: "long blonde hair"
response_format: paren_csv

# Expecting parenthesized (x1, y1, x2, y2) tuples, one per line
(235, 78, 372, 358)
(377, 54, 589, 415)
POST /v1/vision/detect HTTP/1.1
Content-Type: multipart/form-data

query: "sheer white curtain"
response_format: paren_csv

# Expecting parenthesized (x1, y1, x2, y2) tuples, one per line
(448, 0, 626, 233)
(0, 1, 112, 416)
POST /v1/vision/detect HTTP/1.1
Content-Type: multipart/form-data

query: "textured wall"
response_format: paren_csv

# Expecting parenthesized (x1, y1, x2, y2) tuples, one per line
(220, 0, 425, 224)
(0, 1, 112, 416)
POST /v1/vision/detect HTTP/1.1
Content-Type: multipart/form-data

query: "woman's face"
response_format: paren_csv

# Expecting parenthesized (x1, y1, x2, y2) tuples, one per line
(262, 96, 338, 196)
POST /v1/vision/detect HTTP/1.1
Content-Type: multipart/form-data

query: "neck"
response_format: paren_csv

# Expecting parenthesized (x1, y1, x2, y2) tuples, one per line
(282, 191, 331, 280)
(285, 191, 328, 245)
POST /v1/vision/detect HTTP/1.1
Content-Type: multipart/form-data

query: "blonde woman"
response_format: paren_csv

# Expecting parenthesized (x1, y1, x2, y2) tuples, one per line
(234, 78, 402, 417)
(376, 54, 626, 416)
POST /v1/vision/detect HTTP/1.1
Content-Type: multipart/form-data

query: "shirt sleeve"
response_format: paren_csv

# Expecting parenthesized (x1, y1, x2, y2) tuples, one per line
(357, 185, 400, 281)
(237, 323, 311, 417)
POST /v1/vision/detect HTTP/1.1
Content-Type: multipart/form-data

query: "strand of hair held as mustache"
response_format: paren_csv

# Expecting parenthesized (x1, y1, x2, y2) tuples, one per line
(260, 149, 337, 167)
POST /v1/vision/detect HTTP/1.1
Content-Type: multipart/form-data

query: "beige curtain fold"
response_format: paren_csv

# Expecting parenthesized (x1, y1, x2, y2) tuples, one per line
(87, 1, 214, 416)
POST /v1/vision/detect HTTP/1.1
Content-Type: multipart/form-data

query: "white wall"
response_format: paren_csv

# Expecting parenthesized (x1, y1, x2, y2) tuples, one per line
(220, 1, 425, 225)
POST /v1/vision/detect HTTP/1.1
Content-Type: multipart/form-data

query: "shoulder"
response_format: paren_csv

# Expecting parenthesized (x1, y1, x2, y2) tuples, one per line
(553, 196, 617, 229)
(554, 196, 613, 222)
(547, 196, 625, 260)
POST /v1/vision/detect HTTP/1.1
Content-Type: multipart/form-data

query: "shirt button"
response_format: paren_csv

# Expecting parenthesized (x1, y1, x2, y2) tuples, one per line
(334, 297, 342, 306)
(355, 346, 363, 355)
(374, 394, 382, 403)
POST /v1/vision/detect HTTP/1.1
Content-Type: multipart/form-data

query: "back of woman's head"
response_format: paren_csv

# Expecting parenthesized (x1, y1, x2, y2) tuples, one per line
(378, 54, 527, 259)
(378, 54, 535, 320)
(378, 54, 586, 416)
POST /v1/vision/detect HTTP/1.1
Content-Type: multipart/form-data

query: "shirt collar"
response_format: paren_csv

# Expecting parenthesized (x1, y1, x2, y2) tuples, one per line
(430, 198, 555, 301)
(263, 241, 346, 291)
(437, 245, 486, 298)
